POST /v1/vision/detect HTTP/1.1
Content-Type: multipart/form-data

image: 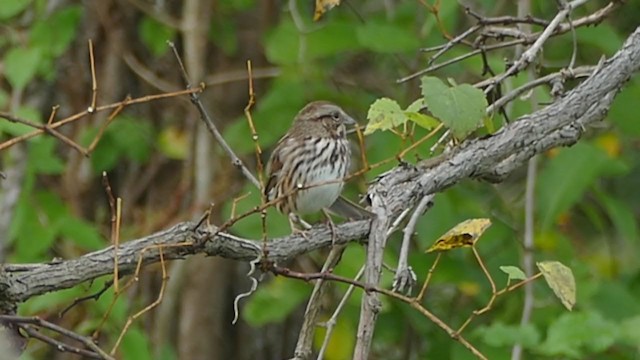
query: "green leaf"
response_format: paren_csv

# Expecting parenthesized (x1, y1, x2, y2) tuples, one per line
(139, 16, 176, 56)
(591, 282, 640, 321)
(30, 6, 82, 57)
(475, 322, 540, 348)
(12, 204, 58, 262)
(595, 189, 639, 249)
(499, 265, 527, 281)
(110, 115, 154, 163)
(120, 327, 152, 360)
(265, 20, 299, 65)
(91, 134, 120, 172)
(609, 79, 640, 136)
(28, 137, 65, 174)
(209, 18, 238, 56)
(356, 22, 420, 53)
(4, 46, 42, 89)
(405, 112, 439, 130)
(538, 311, 618, 358)
(265, 19, 360, 64)
(537, 142, 611, 230)
(0, 106, 42, 136)
(243, 277, 311, 326)
(364, 98, 406, 135)
(421, 76, 487, 139)
(0, 0, 32, 20)
(619, 315, 640, 346)
(308, 20, 359, 59)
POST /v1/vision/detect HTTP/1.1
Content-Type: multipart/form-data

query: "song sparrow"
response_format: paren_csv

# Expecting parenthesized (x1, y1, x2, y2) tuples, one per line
(264, 101, 364, 228)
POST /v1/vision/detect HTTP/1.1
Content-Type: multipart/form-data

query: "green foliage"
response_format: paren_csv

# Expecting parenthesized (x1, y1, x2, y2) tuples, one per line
(87, 115, 154, 172)
(499, 265, 527, 281)
(4, 47, 41, 90)
(243, 277, 312, 326)
(139, 16, 176, 56)
(536, 142, 627, 230)
(2, 1, 639, 359)
(0, 0, 32, 20)
(474, 322, 541, 348)
(365, 98, 439, 135)
(538, 311, 618, 358)
(121, 327, 153, 360)
(0, 106, 42, 136)
(421, 76, 487, 139)
(356, 22, 420, 53)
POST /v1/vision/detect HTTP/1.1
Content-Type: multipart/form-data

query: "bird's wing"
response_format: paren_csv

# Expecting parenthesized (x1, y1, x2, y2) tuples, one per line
(264, 135, 289, 199)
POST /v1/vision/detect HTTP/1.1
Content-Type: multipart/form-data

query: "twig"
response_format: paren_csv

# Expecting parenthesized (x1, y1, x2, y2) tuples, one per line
(0, 88, 199, 152)
(88, 39, 98, 112)
(0, 315, 114, 360)
(102, 172, 121, 294)
(393, 195, 433, 293)
(110, 245, 171, 355)
(0, 112, 88, 156)
(168, 41, 261, 189)
(58, 280, 114, 318)
(316, 265, 365, 360)
(483, 0, 590, 95)
(243, 60, 264, 190)
(353, 188, 390, 359)
(416, 253, 442, 302)
(272, 265, 488, 359)
(485, 65, 595, 114)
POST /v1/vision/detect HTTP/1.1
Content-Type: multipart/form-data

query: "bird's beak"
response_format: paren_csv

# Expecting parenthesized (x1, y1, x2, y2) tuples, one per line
(343, 113, 357, 126)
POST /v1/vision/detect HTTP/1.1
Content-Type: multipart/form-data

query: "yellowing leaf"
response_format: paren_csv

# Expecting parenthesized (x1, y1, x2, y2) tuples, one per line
(595, 133, 621, 158)
(458, 281, 481, 296)
(405, 112, 439, 130)
(426, 218, 492, 253)
(364, 98, 406, 135)
(158, 126, 188, 159)
(314, 316, 354, 360)
(314, 0, 341, 21)
(537, 261, 576, 311)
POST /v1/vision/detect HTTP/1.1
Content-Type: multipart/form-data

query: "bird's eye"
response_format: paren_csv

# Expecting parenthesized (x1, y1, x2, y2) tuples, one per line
(331, 112, 341, 121)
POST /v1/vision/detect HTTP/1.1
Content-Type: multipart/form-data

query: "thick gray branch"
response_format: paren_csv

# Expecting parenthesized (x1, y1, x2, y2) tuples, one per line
(0, 28, 638, 322)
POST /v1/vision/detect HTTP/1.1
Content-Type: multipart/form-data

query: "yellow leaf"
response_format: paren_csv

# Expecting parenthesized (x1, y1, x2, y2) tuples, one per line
(158, 125, 188, 159)
(426, 218, 492, 253)
(458, 281, 481, 296)
(536, 261, 576, 311)
(595, 133, 621, 158)
(314, 316, 354, 360)
(314, 0, 341, 21)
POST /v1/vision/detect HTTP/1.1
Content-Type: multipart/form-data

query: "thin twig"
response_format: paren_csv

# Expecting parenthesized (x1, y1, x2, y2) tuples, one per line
(168, 41, 261, 189)
(316, 265, 365, 360)
(393, 195, 433, 293)
(59, 280, 114, 318)
(483, 0, 590, 95)
(0, 315, 114, 360)
(0, 88, 199, 152)
(88, 39, 98, 112)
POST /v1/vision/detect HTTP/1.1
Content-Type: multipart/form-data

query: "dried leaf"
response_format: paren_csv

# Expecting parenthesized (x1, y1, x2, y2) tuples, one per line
(314, 0, 341, 21)
(537, 261, 576, 311)
(426, 218, 491, 253)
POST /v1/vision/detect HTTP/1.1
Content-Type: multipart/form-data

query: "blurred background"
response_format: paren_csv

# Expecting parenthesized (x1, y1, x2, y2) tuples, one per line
(1, 0, 639, 359)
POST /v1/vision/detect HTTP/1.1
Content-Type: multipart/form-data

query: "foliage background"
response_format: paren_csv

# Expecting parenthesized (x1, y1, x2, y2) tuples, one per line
(1, 0, 639, 359)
